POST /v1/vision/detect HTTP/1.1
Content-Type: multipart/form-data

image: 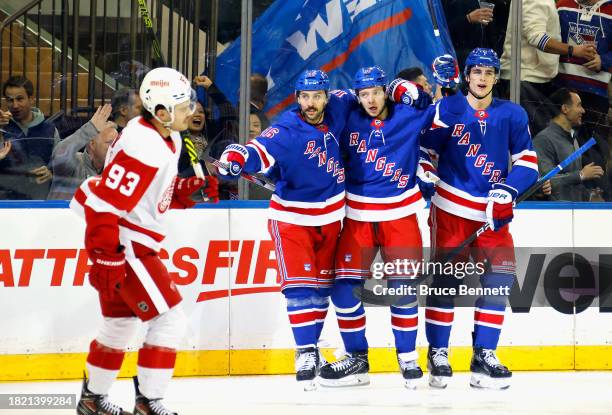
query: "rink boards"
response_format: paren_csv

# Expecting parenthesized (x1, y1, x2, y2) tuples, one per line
(0, 201, 611, 380)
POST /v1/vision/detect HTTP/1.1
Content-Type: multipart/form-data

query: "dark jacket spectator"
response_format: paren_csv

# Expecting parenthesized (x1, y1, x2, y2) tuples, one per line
(0, 76, 59, 199)
(533, 88, 604, 201)
(442, 0, 510, 70)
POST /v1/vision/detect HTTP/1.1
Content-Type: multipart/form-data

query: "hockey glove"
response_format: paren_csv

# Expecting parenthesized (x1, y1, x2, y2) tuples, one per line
(218, 144, 248, 177)
(416, 160, 439, 199)
(387, 79, 432, 110)
(202, 175, 219, 203)
(432, 54, 460, 89)
(171, 176, 205, 209)
(486, 184, 516, 231)
(89, 247, 126, 301)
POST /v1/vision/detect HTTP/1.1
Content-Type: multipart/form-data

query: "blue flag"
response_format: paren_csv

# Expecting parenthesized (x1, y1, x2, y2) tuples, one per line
(214, 0, 454, 119)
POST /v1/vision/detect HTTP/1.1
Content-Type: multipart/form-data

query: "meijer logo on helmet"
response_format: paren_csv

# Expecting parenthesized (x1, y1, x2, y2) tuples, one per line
(150, 80, 170, 87)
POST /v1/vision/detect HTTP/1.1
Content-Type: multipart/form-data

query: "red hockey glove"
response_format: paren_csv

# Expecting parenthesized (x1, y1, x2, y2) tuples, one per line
(486, 184, 516, 231)
(203, 175, 219, 203)
(171, 176, 205, 208)
(89, 247, 126, 301)
(387, 79, 432, 109)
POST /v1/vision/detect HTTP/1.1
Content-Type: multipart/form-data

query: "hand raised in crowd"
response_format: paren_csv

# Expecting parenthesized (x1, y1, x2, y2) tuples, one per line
(0, 109, 12, 127)
(581, 162, 604, 181)
(90, 104, 114, 132)
(0, 140, 11, 160)
(541, 180, 552, 196)
(29, 165, 53, 184)
(467, 7, 493, 25)
(583, 53, 602, 72)
(193, 75, 213, 90)
(573, 44, 597, 61)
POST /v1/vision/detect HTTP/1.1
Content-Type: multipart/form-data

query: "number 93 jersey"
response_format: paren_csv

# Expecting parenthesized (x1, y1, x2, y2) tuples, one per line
(71, 116, 182, 251)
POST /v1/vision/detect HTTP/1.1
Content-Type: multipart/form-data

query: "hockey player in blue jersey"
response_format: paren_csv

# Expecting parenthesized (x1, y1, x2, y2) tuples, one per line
(317, 66, 437, 389)
(416, 49, 539, 389)
(216, 69, 355, 390)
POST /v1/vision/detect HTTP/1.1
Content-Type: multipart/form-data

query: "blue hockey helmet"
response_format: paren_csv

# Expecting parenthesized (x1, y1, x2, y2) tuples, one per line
(295, 69, 330, 92)
(464, 48, 500, 77)
(353, 66, 387, 91)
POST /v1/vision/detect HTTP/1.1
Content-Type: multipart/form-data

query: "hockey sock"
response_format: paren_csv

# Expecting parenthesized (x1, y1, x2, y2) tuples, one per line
(285, 288, 326, 348)
(314, 295, 330, 342)
(85, 340, 125, 395)
(425, 275, 457, 348)
(136, 344, 176, 399)
(473, 272, 512, 349)
(389, 280, 418, 354)
(331, 279, 368, 353)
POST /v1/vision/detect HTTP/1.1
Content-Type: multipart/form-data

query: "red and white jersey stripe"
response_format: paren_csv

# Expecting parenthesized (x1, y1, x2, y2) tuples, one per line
(431, 180, 489, 222)
(511, 149, 538, 172)
(345, 184, 425, 222)
(268, 191, 345, 226)
(247, 139, 276, 174)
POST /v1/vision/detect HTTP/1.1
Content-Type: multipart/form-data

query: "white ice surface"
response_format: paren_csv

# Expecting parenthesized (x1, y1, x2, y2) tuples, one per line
(1, 371, 611, 415)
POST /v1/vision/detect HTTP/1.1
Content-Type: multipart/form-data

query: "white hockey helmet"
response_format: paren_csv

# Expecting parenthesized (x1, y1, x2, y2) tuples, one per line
(139, 67, 196, 127)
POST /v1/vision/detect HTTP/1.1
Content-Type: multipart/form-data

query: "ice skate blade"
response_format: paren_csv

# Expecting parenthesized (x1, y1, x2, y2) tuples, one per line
(298, 379, 318, 391)
(469, 372, 511, 390)
(428, 375, 449, 389)
(403, 378, 419, 390)
(319, 373, 370, 388)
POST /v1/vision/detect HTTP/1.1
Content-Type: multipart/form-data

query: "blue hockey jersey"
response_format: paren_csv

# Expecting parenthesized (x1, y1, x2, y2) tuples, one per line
(242, 90, 357, 226)
(341, 103, 432, 222)
(557, 0, 612, 98)
(421, 94, 538, 222)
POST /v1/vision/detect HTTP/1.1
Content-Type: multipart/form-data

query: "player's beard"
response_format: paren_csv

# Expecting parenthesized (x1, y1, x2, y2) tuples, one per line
(301, 106, 325, 124)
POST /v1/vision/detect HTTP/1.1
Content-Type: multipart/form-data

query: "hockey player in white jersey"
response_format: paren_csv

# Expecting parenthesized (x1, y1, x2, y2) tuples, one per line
(72, 67, 218, 415)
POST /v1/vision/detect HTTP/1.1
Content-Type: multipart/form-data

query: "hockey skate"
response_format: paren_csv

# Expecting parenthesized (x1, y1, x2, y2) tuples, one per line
(427, 346, 453, 389)
(295, 347, 320, 391)
(133, 376, 178, 415)
(469, 347, 512, 390)
(397, 353, 423, 390)
(77, 374, 132, 415)
(319, 351, 370, 387)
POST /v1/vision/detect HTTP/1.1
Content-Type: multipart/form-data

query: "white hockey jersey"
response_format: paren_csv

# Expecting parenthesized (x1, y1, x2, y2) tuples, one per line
(71, 116, 182, 252)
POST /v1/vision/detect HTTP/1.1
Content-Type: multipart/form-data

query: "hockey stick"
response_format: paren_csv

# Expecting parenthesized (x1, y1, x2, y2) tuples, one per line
(203, 155, 276, 192)
(137, 0, 205, 180)
(356, 137, 597, 306)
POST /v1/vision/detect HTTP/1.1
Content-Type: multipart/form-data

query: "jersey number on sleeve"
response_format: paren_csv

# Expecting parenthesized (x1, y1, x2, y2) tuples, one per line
(105, 164, 141, 197)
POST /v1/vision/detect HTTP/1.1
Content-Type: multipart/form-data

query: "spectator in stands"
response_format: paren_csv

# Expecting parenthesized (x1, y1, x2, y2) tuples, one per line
(500, 0, 597, 136)
(178, 101, 211, 177)
(0, 76, 60, 199)
(397, 67, 442, 101)
(556, 0, 611, 143)
(250, 73, 270, 128)
(249, 111, 264, 139)
(0, 130, 10, 161)
(110, 88, 142, 132)
(47, 104, 116, 200)
(442, 0, 510, 70)
(193, 74, 238, 147)
(533, 88, 604, 201)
